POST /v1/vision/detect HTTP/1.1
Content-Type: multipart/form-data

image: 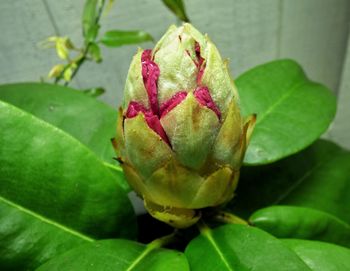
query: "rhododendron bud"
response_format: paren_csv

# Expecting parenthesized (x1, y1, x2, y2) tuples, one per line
(113, 24, 256, 228)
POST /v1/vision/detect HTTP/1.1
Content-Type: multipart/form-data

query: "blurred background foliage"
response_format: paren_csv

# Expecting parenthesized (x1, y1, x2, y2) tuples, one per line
(0, 0, 349, 149)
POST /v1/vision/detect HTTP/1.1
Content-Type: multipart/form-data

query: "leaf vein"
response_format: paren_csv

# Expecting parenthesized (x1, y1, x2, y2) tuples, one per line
(203, 229, 234, 271)
(0, 196, 94, 242)
(255, 81, 306, 125)
(125, 246, 154, 271)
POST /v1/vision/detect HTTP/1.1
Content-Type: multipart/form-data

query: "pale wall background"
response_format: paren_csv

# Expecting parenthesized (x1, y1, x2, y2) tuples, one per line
(0, 0, 349, 149)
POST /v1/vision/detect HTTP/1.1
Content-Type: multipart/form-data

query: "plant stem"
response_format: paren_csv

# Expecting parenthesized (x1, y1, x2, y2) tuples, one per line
(213, 211, 248, 225)
(63, 46, 90, 86)
(196, 219, 210, 234)
(147, 230, 179, 249)
(56, 0, 106, 85)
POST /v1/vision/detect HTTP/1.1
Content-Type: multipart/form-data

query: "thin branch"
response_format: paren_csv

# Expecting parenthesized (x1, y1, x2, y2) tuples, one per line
(56, 0, 106, 85)
(147, 230, 179, 249)
(213, 211, 248, 225)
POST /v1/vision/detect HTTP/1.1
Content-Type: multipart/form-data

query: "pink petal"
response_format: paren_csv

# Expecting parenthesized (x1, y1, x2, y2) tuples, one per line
(194, 42, 205, 84)
(194, 87, 221, 120)
(195, 42, 204, 67)
(142, 49, 160, 115)
(160, 91, 188, 118)
(144, 114, 170, 145)
(125, 101, 170, 145)
(126, 101, 148, 118)
(197, 63, 206, 85)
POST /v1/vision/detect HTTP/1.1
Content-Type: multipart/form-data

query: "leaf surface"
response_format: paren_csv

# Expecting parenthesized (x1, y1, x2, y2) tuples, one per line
(82, 0, 98, 41)
(0, 100, 136, 240)
(250, 206, 350, 248)
(230, 140, 350, 224)
(0, 83, 117, 164)
(161, 0, 190, 22)
(236, 60, 336, 165)
(36, 239, 190, 271)
(185, 224, 311, 271)
(100, 30, 153, 47)
(0, 197, 92, 270)
(283, 239, 350, 271)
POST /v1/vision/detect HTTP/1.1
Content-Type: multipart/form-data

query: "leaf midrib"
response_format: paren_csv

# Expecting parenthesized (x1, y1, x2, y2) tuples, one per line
(255, 81, 306, 126)
(0, 196, 94, 242)
(0, 100, 107, 167)
(125, 245, 155, 271)
(0, 99, 123, 190)
(202, 229, 235, 271)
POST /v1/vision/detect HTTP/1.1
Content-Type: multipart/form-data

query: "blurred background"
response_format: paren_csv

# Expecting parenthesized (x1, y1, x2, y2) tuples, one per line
(0, 0, 349, 149)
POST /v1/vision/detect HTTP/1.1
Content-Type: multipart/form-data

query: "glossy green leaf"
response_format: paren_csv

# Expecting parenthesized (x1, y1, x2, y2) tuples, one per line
(283, 239, 350, 270)
(236, 60, 336, 165)
(82, 87, 105, 97)
(250, 206, 350, 248)
(100, 30, 153, 47)
(82, 0, 98, 40)
(0, 198, 93, 270)
(36, 239, 190, 270)
(0, 100, 136, 240)
(105, 163, 131, 192)
(230, 140, 350, 223)
(0, 83, 116, 164)
(185, 224, 311, 271)
(162, 0, 190, 22)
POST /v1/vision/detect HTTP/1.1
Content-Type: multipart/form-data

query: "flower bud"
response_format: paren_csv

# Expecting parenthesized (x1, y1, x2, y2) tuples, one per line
(114, 24, 255, 228)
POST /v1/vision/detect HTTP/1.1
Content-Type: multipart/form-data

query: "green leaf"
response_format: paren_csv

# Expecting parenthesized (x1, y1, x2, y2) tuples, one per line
(0, 197, 93, 270)
(185, 224, 311, 271)
(88, 42, 102, 62)
(230, 140, 350, 223)
(161, 0, 190, 22)
(85, 24, 100, 43)
(100, 30, 154, 47)
(82, 0, 98, 40)
(283, 239, 350, 270)
(0, 100, 136, 240)
(250, 206, 350, 248)
(63, 66, 73, 82)
(236, 60, 336, 165)
(82, 87, 105, 97)
(36, 239, 190, 270)
(48, 64, 65, 79)
(105, 163, 131, 192)
(0, 83, 116, 164)
(0, 82, 129, 191)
